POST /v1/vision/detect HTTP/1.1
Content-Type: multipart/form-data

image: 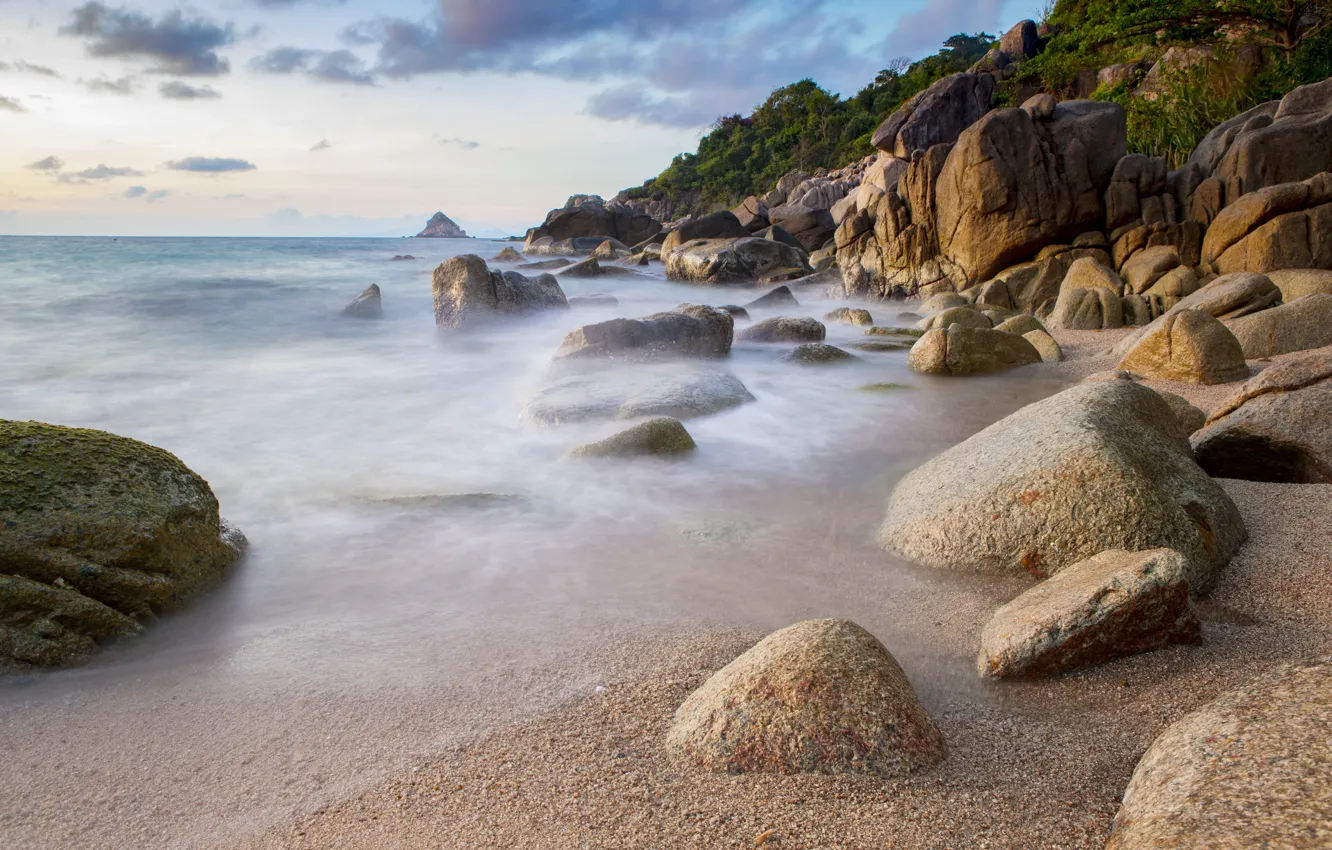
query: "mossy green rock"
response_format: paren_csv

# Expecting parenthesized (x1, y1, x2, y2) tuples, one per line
(567, 417, 697, 459)
(0, 420, 244, 672)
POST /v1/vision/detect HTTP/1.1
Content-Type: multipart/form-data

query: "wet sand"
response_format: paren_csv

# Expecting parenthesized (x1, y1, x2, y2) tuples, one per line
(229, 338, 1332, 850)
(5, 309, 1329, 850)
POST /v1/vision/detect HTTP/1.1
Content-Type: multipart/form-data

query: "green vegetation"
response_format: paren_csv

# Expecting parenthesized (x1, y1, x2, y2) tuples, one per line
(623, 34, 996, 213)
(1020, 0, 1332, 166)
(625, 1, 1332, 211)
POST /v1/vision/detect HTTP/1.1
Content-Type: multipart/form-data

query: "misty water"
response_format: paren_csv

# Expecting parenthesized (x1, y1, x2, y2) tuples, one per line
(0, 236, 1074, 845)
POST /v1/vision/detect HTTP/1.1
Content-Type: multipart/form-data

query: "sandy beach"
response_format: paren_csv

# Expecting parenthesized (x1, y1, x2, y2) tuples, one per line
(225, 335, 1332, 849)
(4, 322, 1330, 850)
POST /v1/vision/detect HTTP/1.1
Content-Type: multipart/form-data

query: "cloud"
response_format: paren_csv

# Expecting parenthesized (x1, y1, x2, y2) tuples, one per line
(310, 139, 332, 152)
(81, 74, 137, 94)
(166, 156, 257, 173)
(0, 95, 24, 112)
(327, 0, 880, 128)
(27, 155, 64, 171)
(584, 85, 719, 128)
(250, 47, 374, 85)
(159, 80, 221, 100)
(60, 2, 236, 76)
(436, 136, 479, 150)
(124, 185, 170, 201)
(882, 0, 1007, 55)
(60, 164, 145, 183)
(0, 60, 62, 78)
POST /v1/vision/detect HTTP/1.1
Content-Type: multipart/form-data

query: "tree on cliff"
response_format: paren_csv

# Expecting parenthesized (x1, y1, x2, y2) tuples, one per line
(1052, 0, 1332, 58)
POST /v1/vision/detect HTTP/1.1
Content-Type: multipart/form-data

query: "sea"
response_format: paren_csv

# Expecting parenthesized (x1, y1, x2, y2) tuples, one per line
(0, 236, 1070, 846)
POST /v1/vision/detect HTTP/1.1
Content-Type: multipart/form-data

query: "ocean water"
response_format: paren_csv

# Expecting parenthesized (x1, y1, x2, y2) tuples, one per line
(0, 236, 1072, 845)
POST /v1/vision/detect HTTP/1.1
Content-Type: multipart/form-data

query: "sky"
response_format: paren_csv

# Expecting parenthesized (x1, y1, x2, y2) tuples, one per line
(0, 0, 1041, 237)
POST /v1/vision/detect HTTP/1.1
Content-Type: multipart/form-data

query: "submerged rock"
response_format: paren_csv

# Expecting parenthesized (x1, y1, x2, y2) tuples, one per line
(0, 420, 245, 671)
(521, 366, 756, 426)
(554, 305, 734, 361)
(566, 417, 697, 459)
(744, 285, 799, 310)
(432, 255, 568, 329)
(824, 306, 874, 326)
(879, 380, 1245, 591)
(342, 284, 382, 319)
(665, 237, 812, 284)
(667, 619, 946, 776)
(1107, 658, 1332, 849)
(492, 247, 524, 262)
(782, 343, 857, 364)
(567, 294, 619, 308)
(736, 317, 825, 343)
(978, 549, 1202, 679)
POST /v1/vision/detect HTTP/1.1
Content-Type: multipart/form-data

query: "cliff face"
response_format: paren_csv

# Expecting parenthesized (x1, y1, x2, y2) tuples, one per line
(416, 212, 469, 238)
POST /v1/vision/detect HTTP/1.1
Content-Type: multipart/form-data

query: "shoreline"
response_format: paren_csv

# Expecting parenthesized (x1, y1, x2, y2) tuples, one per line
(229, 333, 1332, 849)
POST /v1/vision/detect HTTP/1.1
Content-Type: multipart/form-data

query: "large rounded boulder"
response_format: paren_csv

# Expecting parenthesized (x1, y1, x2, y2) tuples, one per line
(1192, 348, 1332, 483)
(0, 420, 245, 671)
(433, 255, 568, 329)
(879, 380, 1245, 591)
(667, 619, 946, 776)
(1107, 658, 1332, 849)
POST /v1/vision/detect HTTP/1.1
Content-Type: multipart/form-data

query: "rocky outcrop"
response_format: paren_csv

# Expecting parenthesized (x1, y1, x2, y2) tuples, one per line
(978, 549, 1201, 679)
(937, 102, 1125, 283)
(907, 325, 1041, 375)
(731, 196, 770, 231)
(415, 211, 469, 238)
(871, 72, 996, 158)
(1225, 293, 1332, 357)
(667, 619, 946, 776)
(524, 199, 661, 254)
(0, 420, 245, 671)
(1192, 349, 1332, 483)
(1113, 272, 1283, 357)
(879, 380, 1245, 590)
(432, 255, 568, 329)
(1107, 658, 1332, 849)
(661, 211, 751, 255)
(566, 418, 696, 459)
(493, 247, 523, 262)
(841, 100, 1126, 300)
(664, 237, 812, 284)
(736, 316, 825, 344)
(342, 284, 382, 319)
(768, 205, 835, 252)
(554, 304, 733, 360)
(999, 19, 1040, 60)
(1118, 310, 1249, 385)
(1207, 77, 1332, 199)
(918, 305, 993, 331)
(1103, 154, 1204, 271)
(1048, 285, 1124, 330)
(1267, 267, 1332, 300)
(522, 366, 755, 426)
(1201, 172, 1332, 274)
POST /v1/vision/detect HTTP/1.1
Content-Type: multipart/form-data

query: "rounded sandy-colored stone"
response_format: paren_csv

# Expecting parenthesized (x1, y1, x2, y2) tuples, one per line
(668, 619, 946, 776)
